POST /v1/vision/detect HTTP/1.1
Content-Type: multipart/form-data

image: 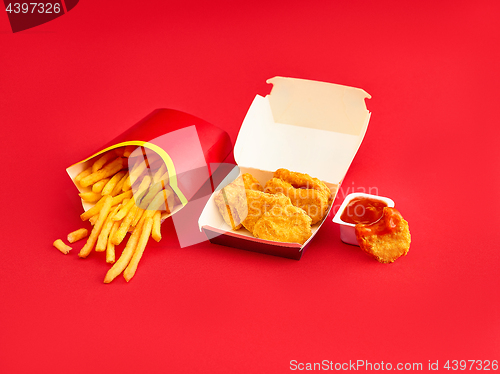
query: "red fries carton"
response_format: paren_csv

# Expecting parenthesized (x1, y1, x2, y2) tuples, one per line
(198, 77, 371, 259)
(67, 109, 232, 220)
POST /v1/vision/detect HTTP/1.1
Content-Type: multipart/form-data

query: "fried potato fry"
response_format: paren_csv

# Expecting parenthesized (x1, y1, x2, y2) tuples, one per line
(62, 147, 180, 282)
(114, 147, 125, 157)
(152, 164, 167, 184)
(122, 145, 137, 157)
(67, 228, 89, 243)
(253, 205, 312, 244)
(123, 217, 153, 282)
(126, 159, 148, 189)
(140, 179, 165, 208)
(80, 195, 107, 221)
(111, 190, 133, 206)
(112, 204, 139, 245)
(113, 197, 136, 222)
(92, 152, 115, 173)
(132, 175, 152, 203)
(79, 195, 113, 258)
(355, 207, 411, 263)
(101, 170, 127, 196)
(53, 239, 72, 254)
(111, 171, 129, 195)
(151, 210, 162, 242)
(137, 174, 152, 192)
(92, 178, 111, 193)
(75, 166, 92, 184)
(131, 207, 145, 228)
(96, 205, 121, 252)
(121, 175, 132, 192)
(106, 220, 120, 264)
(264, 178, 330, 224)
(80, 157, 126, 188)
(104, 219, 145, 283)
(89, 214, 99, 225)
(79, 191, 102, 203)
(80, 190, 133, 221)
(147, 188, 174, 213)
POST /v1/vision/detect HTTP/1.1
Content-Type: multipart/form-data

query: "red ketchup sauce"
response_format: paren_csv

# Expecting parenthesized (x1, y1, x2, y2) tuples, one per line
(340, 197, 388, 225)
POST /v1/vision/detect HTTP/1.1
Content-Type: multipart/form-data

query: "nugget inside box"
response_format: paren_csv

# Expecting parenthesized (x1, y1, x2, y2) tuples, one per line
(201, 166, 338, 253)
(199, 77, 372, 259)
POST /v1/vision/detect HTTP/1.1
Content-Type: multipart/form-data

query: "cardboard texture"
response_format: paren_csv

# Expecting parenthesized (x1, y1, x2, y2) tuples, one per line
(199, 77, 371, 259)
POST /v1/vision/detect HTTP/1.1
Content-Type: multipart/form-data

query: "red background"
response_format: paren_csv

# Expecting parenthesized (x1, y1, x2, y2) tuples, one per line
(1, 1, 499, 373)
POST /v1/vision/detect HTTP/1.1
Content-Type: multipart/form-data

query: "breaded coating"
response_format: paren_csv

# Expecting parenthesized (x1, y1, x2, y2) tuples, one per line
(355, 207, 411, 263)
(274, 168, 332, 202)
(242, 173, 264, 191)
(213, 178, 247, 230)
(253, 205, 312, 244)
(264, 178, 329, 224)
(241, 190, 292, 233)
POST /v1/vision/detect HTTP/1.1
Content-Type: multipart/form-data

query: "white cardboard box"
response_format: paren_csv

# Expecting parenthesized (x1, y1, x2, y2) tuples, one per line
(199, 77, 371, 259)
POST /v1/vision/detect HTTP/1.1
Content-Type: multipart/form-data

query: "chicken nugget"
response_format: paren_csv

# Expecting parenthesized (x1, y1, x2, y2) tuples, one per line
(264, 178, 329, 224)
(213, 178, 247, 230)
(274, 168, 332, 201)
(253, 205, 312, 244)
(242, 173, 264, 191)
(355, 207, 411, 263)
(241, 190, 292, 233)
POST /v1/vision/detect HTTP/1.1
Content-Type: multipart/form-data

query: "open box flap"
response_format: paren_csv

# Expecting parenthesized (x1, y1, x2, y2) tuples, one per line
(234, 77, 371, 184)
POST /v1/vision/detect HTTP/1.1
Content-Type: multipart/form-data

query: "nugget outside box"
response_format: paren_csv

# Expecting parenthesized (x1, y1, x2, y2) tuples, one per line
(199, 76, 372, 259)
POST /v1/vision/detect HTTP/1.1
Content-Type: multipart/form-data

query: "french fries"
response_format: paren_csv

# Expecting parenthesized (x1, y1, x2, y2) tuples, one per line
(134, 175, 152, 198)
(80, 157, 126, 188)
(112, 204, 139, 245)
(104, 219, 144, 283)
(123, 159, 147, 191)
(67, 228, 89, 243)
(79, 191, 102, 203)
(140, 180, 165, 208)
(92, 178, 110, 193)
(111, 171, 129, 195)
(96, 205, 121, 252)
(122, 145, 137, 157)
(102, 170, 127, 196)
(114, 147, 125, 157)
(113, 197, 136, 222)
(112, 190, 134, 207)
(55, 147, 171, 283)
(89, 214, 99, 225)
(79, 195, 113, 258)
(148, 187, 174, 213)
(80, 190, 133, 221)
(124, 217, 153, 282)
(53, 239, 72, 254)
(106, 220, 120, 264)
(75, 167, 92, 183)
(152, 211, 162, 242)
(131, 207, 145, 228)
(92, 152, 115, 173)
(152, 164, 167, 184)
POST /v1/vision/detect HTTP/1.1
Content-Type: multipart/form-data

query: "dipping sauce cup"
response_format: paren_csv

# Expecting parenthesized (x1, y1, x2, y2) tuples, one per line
(332, 193, 395, 246)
